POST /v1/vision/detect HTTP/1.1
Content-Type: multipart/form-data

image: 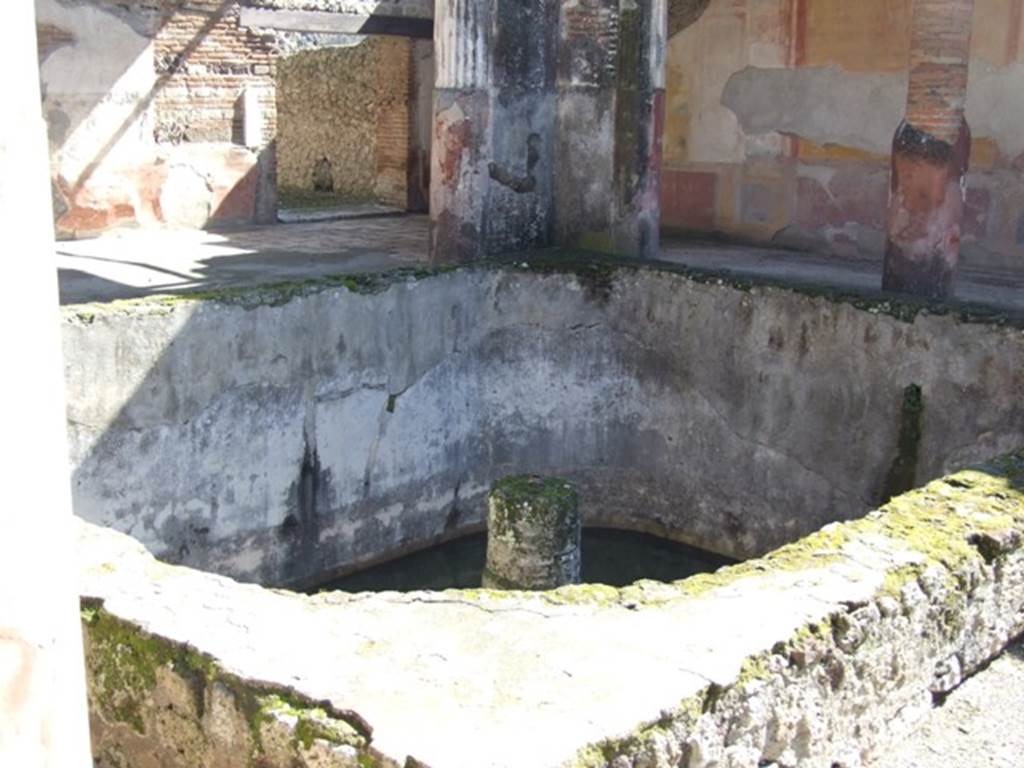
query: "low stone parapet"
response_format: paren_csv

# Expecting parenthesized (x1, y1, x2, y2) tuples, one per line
(78, 450, 1024, 767)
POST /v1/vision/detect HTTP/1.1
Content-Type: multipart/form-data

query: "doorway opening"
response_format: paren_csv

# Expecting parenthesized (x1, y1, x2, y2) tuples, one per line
(275, 36, 433, 223)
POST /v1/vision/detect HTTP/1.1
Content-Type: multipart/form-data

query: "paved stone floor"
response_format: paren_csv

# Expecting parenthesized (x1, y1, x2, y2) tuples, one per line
(869, 640, 1024, 768)
(56, 215, 429, 304)
(659, 238, 1024, 313)
(57, 217, 1024, 312)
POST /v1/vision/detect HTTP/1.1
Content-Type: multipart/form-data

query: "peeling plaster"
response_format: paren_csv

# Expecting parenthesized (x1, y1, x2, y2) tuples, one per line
(722, 65, 906, 155)
(722, 60, 1024, 159)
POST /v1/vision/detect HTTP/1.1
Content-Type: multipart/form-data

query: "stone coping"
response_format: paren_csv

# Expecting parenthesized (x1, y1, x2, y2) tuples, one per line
(60, 253, 1024, 330)
(78, 451, 1024, 767)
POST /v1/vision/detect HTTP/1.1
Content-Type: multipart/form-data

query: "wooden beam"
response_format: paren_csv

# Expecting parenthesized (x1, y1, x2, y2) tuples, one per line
(239, 7, 433, 39)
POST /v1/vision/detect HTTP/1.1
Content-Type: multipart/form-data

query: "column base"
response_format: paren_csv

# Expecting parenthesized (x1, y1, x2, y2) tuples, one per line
(882, 120, 971, 300)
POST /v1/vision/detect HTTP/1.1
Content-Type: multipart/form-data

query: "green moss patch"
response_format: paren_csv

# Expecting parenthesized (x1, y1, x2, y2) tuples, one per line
(82, 598, 212, 734)
(563, 452, 1024, 766)
(491, 475, 578, 516)
(62, 264, 460, 320)
(452, 449, 1024, 613)
(258, 694, 366, 751)
(81, 601, 372, 763)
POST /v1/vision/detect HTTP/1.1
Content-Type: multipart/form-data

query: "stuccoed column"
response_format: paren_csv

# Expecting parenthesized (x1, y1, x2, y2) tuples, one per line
(883, 0, 975, 298)
(555, 0, 667, 258)
(430, 0, 559, 263)
(0, 1, 92, 764)
(483, 476, 582, 590)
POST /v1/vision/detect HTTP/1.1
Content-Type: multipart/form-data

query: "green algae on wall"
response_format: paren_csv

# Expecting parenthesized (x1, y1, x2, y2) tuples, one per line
(881, 383, 925, 502)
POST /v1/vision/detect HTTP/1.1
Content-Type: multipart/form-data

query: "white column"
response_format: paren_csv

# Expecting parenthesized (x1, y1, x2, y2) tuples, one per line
(0, 3, 92, 766)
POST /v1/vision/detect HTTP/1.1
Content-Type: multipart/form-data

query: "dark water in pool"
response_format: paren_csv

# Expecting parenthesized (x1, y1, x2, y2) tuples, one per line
(313, 529, 734, 593)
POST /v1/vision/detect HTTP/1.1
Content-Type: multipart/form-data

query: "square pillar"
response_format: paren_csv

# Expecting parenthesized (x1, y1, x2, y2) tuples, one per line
(555, 0, 667, 258)
(430, 0, 559, 263)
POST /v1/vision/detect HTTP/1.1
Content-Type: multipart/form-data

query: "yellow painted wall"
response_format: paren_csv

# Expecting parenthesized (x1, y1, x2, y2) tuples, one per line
(802, 0, 910, 72)
(663, 0, 1024, 260)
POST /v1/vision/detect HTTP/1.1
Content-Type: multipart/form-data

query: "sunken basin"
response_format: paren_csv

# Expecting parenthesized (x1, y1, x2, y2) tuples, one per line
(64, 258, 1024, 767)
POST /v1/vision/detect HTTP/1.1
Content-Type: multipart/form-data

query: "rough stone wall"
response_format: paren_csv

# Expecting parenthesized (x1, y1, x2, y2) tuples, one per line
(81, 602, 380, 768)
(663, 0, 1024, 267)
(582, 458, 1024, 768)
(61, 264, 1024, 588)
(274, 35, 424, 209)
(276, 41, 381, 200)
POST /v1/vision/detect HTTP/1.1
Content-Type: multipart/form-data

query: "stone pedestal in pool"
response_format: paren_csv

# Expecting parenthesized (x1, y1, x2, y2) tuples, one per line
(482, 475, 582, 590)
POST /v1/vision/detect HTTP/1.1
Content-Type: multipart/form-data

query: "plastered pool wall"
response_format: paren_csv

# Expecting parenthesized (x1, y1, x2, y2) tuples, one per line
(62, 260, 1024, 588)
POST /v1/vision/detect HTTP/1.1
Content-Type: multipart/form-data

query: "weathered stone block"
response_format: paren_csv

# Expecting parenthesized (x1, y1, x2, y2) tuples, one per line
(483, 475, 581, 590)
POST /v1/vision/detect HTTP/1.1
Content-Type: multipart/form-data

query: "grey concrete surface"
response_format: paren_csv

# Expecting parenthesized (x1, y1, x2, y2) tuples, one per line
(62, 262, 1024, 588)
(659, 237, 1024, 313)
(868, 640, 1024, 768)
(277, 203, 405, 224)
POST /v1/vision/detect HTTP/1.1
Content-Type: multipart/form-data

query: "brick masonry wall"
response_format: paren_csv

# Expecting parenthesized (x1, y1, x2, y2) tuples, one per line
(906, 0, 975, 143)
(39, 0, 424, 234)
(374, 37, 414, 209)
(38, 0, 283, 235)
(154, 5, 278, 146)
(276, 36, 417, 208)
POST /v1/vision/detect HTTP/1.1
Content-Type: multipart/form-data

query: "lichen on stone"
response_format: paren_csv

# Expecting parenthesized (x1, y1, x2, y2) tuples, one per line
(560, 448, 1024, 766)
(257, 694, 366, 751)
(82, 600, 375, 766)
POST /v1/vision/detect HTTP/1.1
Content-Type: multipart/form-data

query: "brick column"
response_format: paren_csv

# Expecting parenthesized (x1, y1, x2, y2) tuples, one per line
(883, 0, 975, 298)
(555, 0, 667, 257)
(0, 2, 92, 766)
(430, 0, 559, 263)
(375, 37, 414, 210)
